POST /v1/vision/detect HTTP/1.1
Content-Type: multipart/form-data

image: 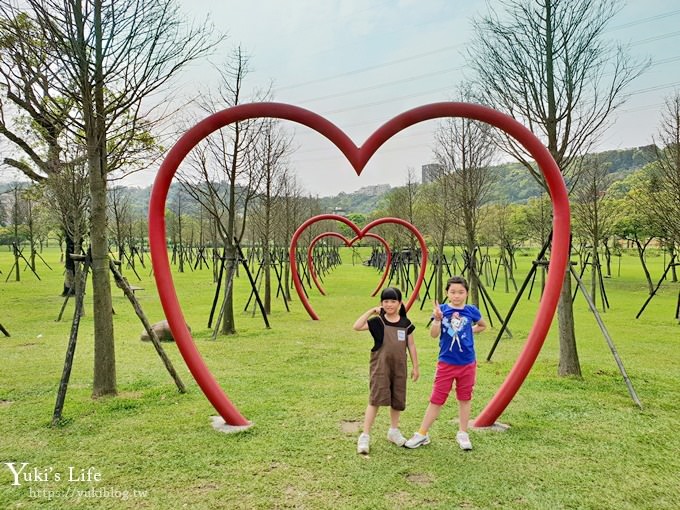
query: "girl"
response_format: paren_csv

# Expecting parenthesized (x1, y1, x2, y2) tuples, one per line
(405, 276, 487, 451)
(353, 287, 419, 454)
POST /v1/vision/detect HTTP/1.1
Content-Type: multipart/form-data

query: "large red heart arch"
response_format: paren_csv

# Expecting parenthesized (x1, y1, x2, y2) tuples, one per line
(306, 230, 392, 298)
(148, 102, 570, 428)
(291, 215, 427, 320)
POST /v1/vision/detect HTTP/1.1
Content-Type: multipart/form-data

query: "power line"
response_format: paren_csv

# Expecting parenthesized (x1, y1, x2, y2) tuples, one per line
(608, 9, 680, 31)
(275, 24, 680, 120)
(296, 65, 465, 105)
(276, 8, 680, 95)
(631, 30, 680, 46)
(275, 44, 464, 91)
(627, 80, 680, 96)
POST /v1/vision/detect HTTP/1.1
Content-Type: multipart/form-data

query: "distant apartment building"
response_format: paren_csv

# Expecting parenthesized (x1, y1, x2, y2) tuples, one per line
(421, 163, 444, 184)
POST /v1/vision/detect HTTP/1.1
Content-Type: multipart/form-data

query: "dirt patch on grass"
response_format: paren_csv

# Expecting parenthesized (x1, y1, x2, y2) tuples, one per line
(0, 400, 13, 407)
(191, 482, 219, 494)
(282, 485, 309, 505)
(340, 420, 361, 434)
(385, 490, 417, 508)
(263, 461, 287, 472)
(405, 472, 434, 486)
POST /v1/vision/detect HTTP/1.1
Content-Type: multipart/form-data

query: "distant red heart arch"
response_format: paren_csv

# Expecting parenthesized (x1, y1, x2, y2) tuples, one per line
(291, 215, 426, 320)
(148, 102, 570, 429)
(306, 231, 392, 298)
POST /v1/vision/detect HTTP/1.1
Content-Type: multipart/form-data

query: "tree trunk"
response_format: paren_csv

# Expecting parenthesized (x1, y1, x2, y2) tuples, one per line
(670, 245, 678, 283)
(90, 158, 116, 397)
(284, 253, 291, 302)
(467, 234, 479, 307)
(603, 239, 612, 277)
(634, 239, 654, 294)
(90, 0, 115, 397)
(13, 243, 20, 282)
(436, 235, 446, 302)
(264, 246, 272, 314)
(264, 199, 272, 314)
(63, 231, 76, 296)
(221, 243, 237, 335)
(591, 241, 598, 310)
(557, 268, 581, 377)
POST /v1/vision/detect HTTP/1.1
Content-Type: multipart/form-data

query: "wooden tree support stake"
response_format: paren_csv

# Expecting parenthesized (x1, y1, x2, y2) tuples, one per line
(109, 259, 186, 393)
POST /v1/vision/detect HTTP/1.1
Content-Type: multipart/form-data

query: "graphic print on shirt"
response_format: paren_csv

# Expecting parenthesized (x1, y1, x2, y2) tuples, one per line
(443, 312, 468, 352)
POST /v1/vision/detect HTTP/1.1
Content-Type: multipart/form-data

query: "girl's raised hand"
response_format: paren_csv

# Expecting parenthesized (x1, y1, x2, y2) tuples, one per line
(433, 300, 443, 320)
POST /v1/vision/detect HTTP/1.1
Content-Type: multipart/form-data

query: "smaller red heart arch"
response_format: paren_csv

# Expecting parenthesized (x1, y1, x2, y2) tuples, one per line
(290, 215, 427, 320)
(307, 231, 392, 297)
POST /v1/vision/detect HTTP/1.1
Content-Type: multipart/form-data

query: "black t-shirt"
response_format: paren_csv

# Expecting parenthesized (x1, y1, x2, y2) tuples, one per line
(367, 312, 415, 352)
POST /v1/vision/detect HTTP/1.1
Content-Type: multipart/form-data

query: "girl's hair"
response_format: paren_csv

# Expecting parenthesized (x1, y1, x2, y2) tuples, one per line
(380, 286, 402, 302)
(380, 286, 407, 317)
(446, 276, 469, 291)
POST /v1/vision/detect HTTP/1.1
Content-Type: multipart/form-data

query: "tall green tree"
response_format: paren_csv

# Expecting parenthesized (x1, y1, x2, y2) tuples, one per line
(0, 0, 221, 396)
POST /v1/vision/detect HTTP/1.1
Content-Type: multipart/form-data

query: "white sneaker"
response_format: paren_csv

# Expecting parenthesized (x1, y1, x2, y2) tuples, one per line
(404, 432, 430, 449)
(456, 431, 472, 450)
(357, 433, 370, 454)
(387, 428, 407, 446)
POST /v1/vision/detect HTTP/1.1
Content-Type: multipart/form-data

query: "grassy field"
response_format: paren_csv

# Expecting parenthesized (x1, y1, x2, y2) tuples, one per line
(0, 245, 678, 509)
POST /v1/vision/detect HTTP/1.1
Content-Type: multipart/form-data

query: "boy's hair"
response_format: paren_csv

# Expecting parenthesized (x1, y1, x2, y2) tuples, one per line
(446, 276, 469, 291)
(380, 287, 407, 318)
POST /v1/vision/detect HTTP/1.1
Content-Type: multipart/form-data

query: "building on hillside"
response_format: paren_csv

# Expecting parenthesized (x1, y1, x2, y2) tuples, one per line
(355, 184, 391, 196)
(422, 163, 444, 184)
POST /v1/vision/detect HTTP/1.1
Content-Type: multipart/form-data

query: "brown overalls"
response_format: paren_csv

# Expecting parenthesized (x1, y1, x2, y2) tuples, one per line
(369, 317, 409, 411)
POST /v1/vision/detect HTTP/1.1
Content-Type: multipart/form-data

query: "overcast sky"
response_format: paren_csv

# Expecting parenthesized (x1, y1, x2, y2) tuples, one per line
(133, 1, 680, 195)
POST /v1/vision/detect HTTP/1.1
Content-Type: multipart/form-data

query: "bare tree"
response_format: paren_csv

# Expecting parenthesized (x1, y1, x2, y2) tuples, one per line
(649, 92, 680, 247)
(44, 161, 90, 295)
(179, 47, 267, 335)
(383, 168, 421, 244)
(108, 186, 132, 265)
(572, 155, 619, 309)
(276, 173, 309, 302)
(7, 182, 28, 281)
(417, 170, 458, 301)
(481, 202, 527, 292)
(433, 99, 496, 305)
(170, 188, 187, 273)
(614, 185, 659, 294)
(376, 169, 424, 295)
(468, 0, 648, 376)
(250, 118, 293, 313)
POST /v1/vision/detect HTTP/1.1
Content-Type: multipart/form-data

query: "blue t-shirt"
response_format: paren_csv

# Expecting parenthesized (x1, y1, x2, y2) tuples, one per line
(436, 303, 481, 365)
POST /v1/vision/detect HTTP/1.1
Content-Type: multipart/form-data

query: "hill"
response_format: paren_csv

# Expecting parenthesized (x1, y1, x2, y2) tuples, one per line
(319, 144, 657, 213)
(0, 145, 657, 218)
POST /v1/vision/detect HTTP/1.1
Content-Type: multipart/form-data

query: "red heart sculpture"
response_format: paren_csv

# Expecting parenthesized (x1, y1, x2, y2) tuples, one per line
(292, 215, 426, 319)
(307, 230, 392, 297)
(148, 102, 570, 428)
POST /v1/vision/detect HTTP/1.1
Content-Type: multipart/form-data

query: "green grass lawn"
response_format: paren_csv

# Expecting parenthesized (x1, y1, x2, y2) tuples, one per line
(0, 245, 678, 509)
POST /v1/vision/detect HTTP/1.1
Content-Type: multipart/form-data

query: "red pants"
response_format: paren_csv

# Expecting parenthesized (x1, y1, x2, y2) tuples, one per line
(429, 361, 476, 405)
